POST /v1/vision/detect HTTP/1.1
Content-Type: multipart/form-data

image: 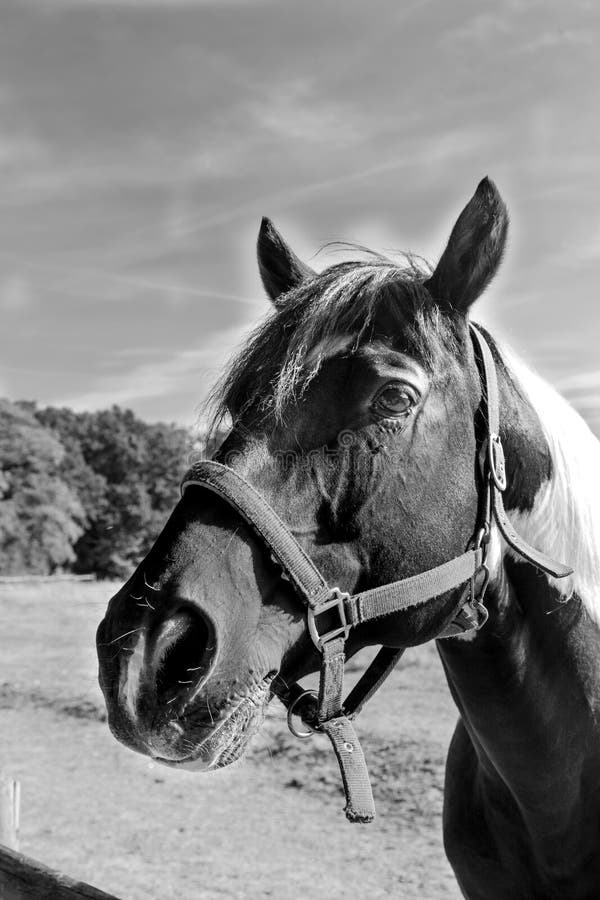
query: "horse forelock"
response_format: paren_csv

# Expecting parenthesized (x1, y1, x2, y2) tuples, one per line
(207, 250, 459, 433)
(487, 342, 600, 619)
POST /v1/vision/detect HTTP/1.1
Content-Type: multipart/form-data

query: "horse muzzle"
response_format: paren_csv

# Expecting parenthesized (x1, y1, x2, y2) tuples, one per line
(97, 599, 218, 748)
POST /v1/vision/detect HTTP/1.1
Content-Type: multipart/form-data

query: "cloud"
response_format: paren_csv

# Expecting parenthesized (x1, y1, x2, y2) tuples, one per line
(556, 370, 600, 394)
(442, 11, 513, 47)
(0, 127, 62, 204)
(247, 79, 362, 147)
(24, 0, 265, 6)
(442, 3, 594, 57)
(166, 125, 492, 243)
(554, 370, 600, 431)
(0, 135, 48, 170)
(52, 324, 249, 420)
(516, 29, 592, 53)
(0, 251, 253, 310)
(0, 275, 34, 312)
(566, 223, 600, 264)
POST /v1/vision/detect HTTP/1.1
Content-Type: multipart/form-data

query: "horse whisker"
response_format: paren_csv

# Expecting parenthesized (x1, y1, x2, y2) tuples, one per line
(143, 572, 161, 593)
(256, 732, 274, 763)
(206, 702, 214, 725)
(106, 628, 142, 646)
(135, 598, 155, 611)
(221, 528, 239, 557)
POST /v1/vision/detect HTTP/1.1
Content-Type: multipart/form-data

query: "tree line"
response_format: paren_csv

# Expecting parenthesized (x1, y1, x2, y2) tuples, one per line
(0, 398, 206, 578)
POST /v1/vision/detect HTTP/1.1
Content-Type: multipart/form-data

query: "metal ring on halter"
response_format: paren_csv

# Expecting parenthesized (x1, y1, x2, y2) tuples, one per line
(286, 690, 319, 739)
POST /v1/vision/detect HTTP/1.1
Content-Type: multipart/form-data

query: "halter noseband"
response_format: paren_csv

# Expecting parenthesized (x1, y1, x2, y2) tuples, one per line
(180, 324, 572, 824)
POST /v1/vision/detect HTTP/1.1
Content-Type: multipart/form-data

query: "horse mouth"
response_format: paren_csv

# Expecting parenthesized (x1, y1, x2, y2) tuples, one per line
(153, 676, 273, 772)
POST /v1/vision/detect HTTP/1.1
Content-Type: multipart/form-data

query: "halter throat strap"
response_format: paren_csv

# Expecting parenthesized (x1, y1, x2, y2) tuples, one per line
(180, 323, 573, 824)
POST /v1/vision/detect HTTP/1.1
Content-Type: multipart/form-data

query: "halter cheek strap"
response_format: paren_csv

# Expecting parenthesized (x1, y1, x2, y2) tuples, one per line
(470, 325, 572, 579)
(180, 324, 573, 825)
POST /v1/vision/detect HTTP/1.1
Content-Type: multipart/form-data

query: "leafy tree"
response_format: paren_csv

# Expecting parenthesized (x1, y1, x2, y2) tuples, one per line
(35, 405, 191, 578)
(0, 400, 84, 574)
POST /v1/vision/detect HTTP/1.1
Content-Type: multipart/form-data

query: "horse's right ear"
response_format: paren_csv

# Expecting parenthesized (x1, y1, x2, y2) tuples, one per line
(424, 177, 509, 313)
(257, 217, 315, 306)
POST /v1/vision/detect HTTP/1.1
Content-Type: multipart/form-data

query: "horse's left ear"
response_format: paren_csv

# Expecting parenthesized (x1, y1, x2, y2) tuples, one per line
(257, 217, 315, 306)
(424, 177, 509, 313)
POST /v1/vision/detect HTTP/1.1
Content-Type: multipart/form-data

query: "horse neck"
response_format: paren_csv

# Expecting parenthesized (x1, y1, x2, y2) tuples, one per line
(436, 579, 600, 894)
(437, 342, 600, 856)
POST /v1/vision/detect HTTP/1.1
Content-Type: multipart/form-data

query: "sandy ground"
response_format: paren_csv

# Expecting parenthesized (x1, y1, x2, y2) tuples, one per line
(0, 582, 462, 900)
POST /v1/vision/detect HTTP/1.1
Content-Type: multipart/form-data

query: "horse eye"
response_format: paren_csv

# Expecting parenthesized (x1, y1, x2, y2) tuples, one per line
(372, 384, 416, 418)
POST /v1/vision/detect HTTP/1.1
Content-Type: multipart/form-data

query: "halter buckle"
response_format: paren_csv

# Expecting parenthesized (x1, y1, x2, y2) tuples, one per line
(308, 588, 351, 650)
(488, 433, 507, 492)
(468, 562, 490, 630)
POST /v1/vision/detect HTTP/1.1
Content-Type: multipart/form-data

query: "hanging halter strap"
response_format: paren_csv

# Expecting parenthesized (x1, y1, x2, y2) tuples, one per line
(180, 324, 573, 824)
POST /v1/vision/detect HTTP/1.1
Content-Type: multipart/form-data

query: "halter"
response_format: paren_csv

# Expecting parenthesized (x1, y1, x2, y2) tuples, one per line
(180, 324, 573, 823)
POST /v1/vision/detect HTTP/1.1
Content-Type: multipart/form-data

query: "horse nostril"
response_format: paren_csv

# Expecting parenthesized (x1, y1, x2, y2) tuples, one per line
(151, 608, 215, 703)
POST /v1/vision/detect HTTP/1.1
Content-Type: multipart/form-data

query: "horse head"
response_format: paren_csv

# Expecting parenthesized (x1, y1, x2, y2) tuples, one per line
(97, 178, 520, 775)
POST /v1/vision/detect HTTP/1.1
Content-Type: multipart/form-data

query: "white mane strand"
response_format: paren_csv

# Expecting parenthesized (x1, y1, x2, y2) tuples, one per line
(495, 343, 600, 621)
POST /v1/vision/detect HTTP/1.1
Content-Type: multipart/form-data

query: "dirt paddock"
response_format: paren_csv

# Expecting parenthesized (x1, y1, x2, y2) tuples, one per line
(0, 582, 461, 899)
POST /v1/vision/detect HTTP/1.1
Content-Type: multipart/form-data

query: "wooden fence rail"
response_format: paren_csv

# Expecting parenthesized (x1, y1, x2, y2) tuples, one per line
(0, 575, 95, 585)
(0, 846, 124, 900)
(0, 774, 123, 900)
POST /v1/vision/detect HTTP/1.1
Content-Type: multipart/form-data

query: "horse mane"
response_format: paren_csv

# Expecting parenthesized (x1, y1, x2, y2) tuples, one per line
(208, 249, 455, 431)
(493, 342, 600, 620)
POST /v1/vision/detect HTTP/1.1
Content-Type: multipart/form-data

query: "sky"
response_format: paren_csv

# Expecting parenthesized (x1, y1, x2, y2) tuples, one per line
(0, 0, 599, 432)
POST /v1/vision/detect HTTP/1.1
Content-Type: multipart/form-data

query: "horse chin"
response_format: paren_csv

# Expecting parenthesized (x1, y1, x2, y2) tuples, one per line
(155, 679, 271, 773)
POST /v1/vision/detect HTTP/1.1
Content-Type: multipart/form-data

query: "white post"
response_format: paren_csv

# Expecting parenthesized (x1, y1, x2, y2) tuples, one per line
(0, 773, 20, 851)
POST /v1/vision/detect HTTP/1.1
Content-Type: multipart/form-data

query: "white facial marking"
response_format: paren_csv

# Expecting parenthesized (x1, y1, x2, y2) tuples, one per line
(123, 630, 146, 719)
(304, 334, 354, 370)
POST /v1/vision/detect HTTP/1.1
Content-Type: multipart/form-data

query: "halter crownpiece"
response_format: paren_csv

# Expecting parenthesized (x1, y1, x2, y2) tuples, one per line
(180, 324, 573, 824)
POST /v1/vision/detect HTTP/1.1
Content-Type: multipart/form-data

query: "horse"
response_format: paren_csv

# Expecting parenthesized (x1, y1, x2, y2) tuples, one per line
(97, 178, 600, 898)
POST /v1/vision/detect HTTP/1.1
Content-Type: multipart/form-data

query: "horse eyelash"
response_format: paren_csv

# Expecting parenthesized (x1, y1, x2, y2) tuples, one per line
(376, 411, 413, 434)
